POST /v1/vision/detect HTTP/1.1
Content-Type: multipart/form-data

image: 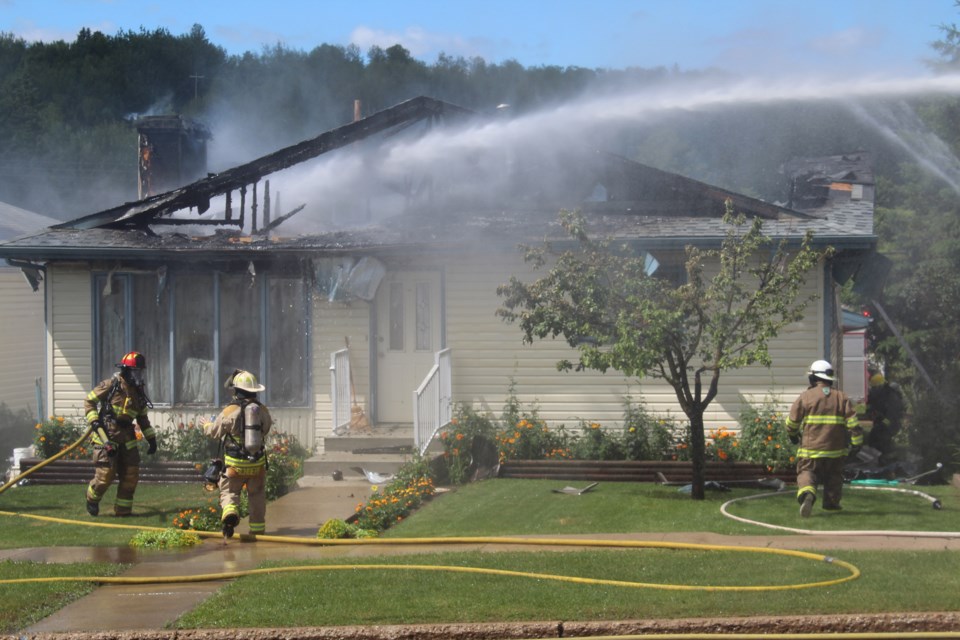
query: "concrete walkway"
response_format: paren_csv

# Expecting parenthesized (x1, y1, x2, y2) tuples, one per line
(11, 479, 960, 634)
(17, 477, 377, 634)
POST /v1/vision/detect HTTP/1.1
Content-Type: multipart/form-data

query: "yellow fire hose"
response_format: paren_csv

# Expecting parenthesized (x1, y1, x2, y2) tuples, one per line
(0, 429, 860, 591)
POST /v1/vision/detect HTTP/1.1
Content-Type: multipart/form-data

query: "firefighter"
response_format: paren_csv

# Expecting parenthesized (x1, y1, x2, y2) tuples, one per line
(84, 351, 157, 516)
(785, 360, 863, 518)
(865, 373, 905, 460)
(203, 369, 273, 539)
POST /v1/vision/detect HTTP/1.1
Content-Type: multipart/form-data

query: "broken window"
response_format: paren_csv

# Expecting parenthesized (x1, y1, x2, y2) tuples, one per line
(93, 267, 309, 407)
(94, 273, 172, 403)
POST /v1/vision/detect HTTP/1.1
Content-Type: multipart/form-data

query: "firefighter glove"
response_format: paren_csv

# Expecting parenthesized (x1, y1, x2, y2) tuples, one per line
(91, 419, 103, 431)
(147, 438, 157, 455)
(103, 442, 118, 457)
(849, 445, 862, 459)
(789, 433, 800, 445)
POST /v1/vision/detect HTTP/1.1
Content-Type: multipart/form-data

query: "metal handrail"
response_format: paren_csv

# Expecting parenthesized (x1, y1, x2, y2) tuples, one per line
(413, 348, 452, 454)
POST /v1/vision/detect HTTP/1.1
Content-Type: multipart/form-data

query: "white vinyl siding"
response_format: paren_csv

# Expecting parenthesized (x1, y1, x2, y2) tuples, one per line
(444, 252, 824, 432)
(311, 298, 371, 451)
(0, 268, 45, 417)
(48, 265, 92, 420)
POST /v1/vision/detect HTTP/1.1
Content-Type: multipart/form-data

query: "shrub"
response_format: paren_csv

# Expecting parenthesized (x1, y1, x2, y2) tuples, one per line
(570, 421, 625, 460)
(159, 413, 217, 463)
(706, 427, 739, 462)
(264, 430, 309, 500)
(497, 415, 570, 462)
(439, 405, 498, 484)
(172, 506, 221, 532)
(907, 387, 959, 475)
(32, 416, 88, 460)
(737, 396, 796, 471)
(353, 465, 435, 533)
(129, 528, 202, 549)
(316, 518, 377, 539)
(621, 397, 675, 460)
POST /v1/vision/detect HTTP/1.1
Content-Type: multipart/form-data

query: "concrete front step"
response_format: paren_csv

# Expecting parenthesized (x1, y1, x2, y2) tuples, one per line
(303, 452, 415, 479)
(306, 423, 445, 482)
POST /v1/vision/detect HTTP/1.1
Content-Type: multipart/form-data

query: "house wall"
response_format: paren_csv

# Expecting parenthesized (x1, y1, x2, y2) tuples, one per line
(311, 297, 372, 452)
(443, 251, 824, 432)
(48, 265, 93, 421)
(45, 264, 315, 449)
(0, 267, 45, 418)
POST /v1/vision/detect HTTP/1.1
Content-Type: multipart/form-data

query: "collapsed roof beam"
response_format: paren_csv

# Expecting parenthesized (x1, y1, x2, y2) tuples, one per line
(57, 96, 473, 231)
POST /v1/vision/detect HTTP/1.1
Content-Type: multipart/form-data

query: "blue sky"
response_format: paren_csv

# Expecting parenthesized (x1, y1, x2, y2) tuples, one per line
(3, 0, 959, 77)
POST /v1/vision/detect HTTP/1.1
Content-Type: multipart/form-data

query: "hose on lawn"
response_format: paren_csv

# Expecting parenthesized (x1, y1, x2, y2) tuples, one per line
(0, 423, 94, 496)
(0, 430, 860, 591)
(720, 486, 960, 537)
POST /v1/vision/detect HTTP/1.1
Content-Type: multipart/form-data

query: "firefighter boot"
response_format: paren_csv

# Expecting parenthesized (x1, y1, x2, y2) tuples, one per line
(222, 513, 239, 540)
(86, 500, 99, 516)
(799, 493, 815, 518)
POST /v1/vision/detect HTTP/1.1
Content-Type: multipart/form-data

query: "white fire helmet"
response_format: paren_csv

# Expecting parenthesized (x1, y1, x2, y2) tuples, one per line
(807, 359, 835, 382)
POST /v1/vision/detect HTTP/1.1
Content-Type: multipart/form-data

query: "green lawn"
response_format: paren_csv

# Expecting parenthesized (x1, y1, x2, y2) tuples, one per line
(387, 479, 960, 537)
(174, 549, 959, 628)
(0, 483, 220, 548)
(1, 478, 959, 632)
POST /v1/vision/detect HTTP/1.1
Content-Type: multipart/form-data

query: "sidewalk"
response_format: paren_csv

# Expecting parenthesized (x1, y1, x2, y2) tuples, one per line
(15, 479, 960, 634)
(20, 477, 376, 634)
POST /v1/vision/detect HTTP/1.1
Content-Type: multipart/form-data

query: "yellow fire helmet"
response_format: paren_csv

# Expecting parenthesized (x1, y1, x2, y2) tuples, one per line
(231, 370, 265, 393)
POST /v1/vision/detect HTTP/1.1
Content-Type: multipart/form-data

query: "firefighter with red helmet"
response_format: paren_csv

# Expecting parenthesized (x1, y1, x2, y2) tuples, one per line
(203, 369, 273, 539)
(83, 351, 157, 516)
(785, 360, 863, 518)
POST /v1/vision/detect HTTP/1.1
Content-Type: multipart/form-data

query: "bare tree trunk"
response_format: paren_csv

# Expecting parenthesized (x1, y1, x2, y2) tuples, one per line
(689, 411, 706, 500)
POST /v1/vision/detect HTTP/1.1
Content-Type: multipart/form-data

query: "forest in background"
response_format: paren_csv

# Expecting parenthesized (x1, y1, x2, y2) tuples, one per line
(3, 19, 960, 469)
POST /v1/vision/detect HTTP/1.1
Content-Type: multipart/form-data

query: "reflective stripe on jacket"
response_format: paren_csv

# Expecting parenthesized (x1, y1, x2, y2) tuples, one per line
(786, 382, 862, 459)
(83, 374, 154, 438)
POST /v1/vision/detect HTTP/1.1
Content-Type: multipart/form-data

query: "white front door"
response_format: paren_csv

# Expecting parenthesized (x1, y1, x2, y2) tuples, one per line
(376, 271, 442, 423)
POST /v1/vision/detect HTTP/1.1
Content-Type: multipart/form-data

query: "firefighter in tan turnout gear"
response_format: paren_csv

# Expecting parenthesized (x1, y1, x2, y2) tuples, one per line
(203, 370, 273, 539)
(84, 351, 157, 516)
(786, 360, 863, 518)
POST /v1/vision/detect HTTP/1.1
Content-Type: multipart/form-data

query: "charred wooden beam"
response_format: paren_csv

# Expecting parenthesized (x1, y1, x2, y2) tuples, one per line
(258, 203, 306, 235)
(59, 96, 473, 231)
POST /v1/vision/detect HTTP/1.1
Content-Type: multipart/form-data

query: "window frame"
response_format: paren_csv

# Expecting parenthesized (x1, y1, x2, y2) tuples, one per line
(92, 266, 312, 408)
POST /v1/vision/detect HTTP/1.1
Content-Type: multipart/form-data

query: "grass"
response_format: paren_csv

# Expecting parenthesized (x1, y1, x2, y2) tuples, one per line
(174, 478, 960, 628)
(386, 479, 960, 537)
(0, 560, 128, 632)
(0, 483, 221, 548)
(2, 478, 959, 631)
(174, 549, 960, 628)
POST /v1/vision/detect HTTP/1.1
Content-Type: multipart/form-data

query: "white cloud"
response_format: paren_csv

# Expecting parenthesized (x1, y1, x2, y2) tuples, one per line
(349, 24, 486, 60)
(12, 19, 115, 44)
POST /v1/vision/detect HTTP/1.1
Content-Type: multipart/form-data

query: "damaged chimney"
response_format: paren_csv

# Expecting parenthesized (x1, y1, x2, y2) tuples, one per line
(136, 115, 212, 198)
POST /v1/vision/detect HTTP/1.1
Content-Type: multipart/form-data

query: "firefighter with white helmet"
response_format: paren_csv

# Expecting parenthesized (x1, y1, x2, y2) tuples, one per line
(785, 359, 863, 518)
(83, 351, 157, 516)
(203, 369, 273, 539)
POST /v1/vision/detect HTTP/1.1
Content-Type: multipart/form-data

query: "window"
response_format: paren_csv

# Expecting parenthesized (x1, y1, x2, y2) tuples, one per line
(94, 273, 171, 402)
(94, 268, 309, 407)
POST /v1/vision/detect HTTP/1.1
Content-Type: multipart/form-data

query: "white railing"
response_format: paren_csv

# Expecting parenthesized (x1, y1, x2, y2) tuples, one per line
(413, 348, 452, 455)
(329, 348, 351, 436)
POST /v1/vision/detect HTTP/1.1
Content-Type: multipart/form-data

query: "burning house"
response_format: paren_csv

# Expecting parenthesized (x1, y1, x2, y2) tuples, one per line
(0, 96, 878, 462)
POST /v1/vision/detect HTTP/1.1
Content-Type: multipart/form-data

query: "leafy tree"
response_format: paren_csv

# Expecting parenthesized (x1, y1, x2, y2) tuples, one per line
(497, 205, 827, 499)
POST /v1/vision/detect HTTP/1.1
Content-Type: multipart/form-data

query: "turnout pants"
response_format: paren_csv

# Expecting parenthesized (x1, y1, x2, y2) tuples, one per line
(219, 465, 267, 534)
(86, 423, 141, 515)
(795, 456, 845, 509)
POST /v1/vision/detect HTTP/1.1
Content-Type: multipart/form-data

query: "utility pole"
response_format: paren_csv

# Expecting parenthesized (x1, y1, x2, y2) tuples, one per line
(189, 74, 204, 100)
